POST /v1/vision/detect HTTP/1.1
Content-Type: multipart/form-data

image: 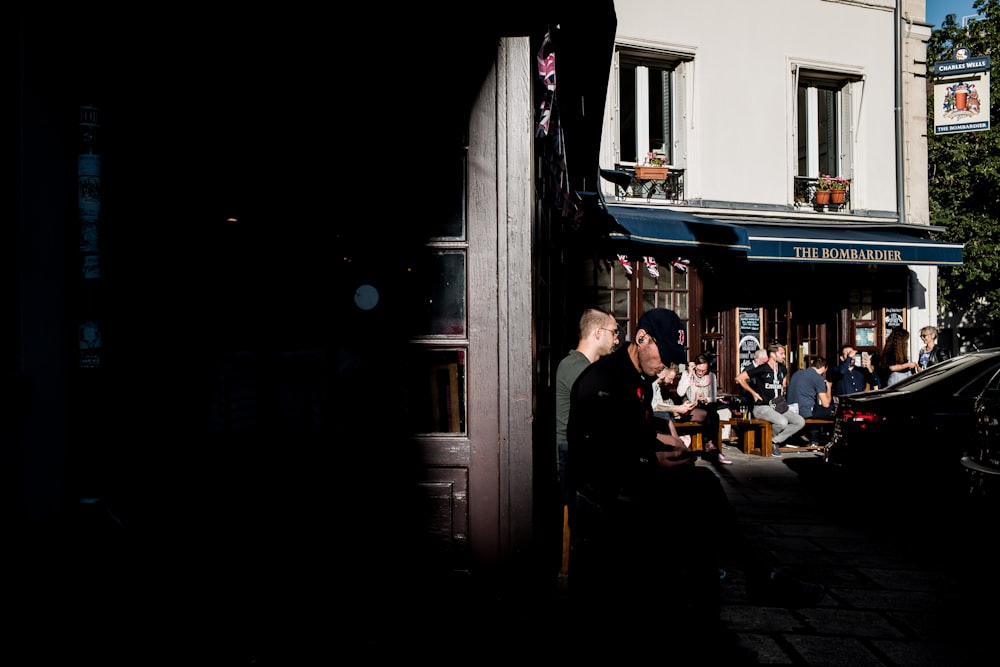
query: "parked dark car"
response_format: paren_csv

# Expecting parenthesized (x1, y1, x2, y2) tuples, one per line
(824, 349, 1000, 489)
(964, 365, 1000, 500)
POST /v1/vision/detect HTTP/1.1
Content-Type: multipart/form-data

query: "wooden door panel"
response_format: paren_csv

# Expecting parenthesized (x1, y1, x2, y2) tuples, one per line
(418, 469, 469, 557)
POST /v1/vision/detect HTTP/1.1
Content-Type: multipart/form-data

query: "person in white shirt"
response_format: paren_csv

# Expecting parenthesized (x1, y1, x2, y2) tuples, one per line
(650, 363, 695, 437)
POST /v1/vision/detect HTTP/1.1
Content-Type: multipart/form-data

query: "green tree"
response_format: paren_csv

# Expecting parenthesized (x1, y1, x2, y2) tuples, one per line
(927, 0, 1000, 326)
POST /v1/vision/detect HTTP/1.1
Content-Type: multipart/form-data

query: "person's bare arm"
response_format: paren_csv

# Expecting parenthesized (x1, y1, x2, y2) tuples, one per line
(735, 371, 761, 403)
(818, 381, 833, 408)
(669, 400, 695, 417)
(676, 371, 691, 399)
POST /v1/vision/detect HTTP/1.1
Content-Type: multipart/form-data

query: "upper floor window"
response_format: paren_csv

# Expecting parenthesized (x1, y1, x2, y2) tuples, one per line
(614, 49, 691, 167)
(795, 67, 862, 182)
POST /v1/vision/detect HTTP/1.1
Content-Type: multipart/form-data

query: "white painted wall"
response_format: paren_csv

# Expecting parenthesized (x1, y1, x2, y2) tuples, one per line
(603, 0, 915, 214)
(604, 0, 941, 357)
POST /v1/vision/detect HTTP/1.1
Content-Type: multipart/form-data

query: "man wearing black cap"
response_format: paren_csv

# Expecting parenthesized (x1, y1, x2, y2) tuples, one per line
(567, 307, 693, 506)
(565, 308, 823, 659)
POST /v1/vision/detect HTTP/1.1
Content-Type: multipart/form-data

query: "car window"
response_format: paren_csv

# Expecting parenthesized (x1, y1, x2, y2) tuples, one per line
(955, 360, 1000, 398)
(983, 368, 1000, 394)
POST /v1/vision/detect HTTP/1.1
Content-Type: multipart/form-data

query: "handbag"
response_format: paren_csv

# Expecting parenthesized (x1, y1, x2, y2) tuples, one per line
(769, 395, 789, 414)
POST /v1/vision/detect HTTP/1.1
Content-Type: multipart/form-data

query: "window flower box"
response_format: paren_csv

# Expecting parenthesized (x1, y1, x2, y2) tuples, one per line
(635, 165, 669, 180)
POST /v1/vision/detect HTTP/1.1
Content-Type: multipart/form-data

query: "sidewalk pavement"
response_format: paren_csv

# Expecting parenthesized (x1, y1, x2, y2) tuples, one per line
(704, 444, 995, 665)
(381, 443, 997, 664)
(7, 442, 996, 665)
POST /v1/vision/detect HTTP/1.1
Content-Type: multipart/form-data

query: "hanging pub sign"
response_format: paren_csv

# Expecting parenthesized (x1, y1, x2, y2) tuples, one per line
(931, 51, 990, 135)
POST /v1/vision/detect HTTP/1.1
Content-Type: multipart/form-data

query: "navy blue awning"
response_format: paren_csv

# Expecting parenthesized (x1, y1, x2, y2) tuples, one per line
(603, 205, 963, 266)
(605, 204, 751, 254)
(744, 224, 964, 266)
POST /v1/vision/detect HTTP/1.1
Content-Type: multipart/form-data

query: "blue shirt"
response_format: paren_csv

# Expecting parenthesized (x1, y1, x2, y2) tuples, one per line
(830, 357, 871, 396)
(787, 368, 828, 418)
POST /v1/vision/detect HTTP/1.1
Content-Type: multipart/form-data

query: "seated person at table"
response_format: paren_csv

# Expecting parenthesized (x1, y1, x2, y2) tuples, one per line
(786, 356, 834, 447)
(677, 354, 732, 465)
(734, 343, 805, 456)
(650, 364, 695, 440)
(736, 348, 769, 409)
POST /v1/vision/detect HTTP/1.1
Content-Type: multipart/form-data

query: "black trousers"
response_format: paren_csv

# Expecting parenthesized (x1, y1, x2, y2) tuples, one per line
(569, 464, 766, 618)
(677, 402, 723, 446)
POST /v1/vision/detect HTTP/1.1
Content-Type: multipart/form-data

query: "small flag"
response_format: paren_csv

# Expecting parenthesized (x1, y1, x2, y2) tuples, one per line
(644, 256, 659, 279)
(617, 254, 633, 276)
(671, 257, 690, 273)
(535, 32, 556, 138)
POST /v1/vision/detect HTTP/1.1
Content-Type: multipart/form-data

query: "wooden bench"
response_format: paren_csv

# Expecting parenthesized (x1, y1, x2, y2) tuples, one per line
(780, 417, 834, 454)
(652, 414, 704, 450)
(722, 416, 834, 456)
(803, 417, 835, 430)
(723, 418, 772, 456)
(671, 420, 704, 451)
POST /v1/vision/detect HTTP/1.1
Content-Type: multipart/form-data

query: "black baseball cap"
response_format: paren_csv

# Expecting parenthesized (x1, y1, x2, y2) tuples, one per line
(637, 308, 687, 364)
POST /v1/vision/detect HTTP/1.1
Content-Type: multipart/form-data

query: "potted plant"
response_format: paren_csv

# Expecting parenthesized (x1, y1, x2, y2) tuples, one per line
(635, 151, 668, 180)
(828, 175, 849, 204)
(814, 175, 833, 205)
(816, 174, 851, 204)
(815, 174, 849, 205)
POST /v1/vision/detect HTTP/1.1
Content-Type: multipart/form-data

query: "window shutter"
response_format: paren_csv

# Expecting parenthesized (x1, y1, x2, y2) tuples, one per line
(840, 83, 854, 183)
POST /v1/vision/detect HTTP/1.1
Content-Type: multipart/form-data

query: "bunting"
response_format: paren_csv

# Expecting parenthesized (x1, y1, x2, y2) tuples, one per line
(536, 33, 556, 139)
(644, 256, 659, 279)
(535, 30, 577, 221)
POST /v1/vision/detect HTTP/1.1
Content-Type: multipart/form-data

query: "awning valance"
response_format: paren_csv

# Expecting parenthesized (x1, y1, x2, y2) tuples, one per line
(605, 204, 751, 254)
(602, 205, 963, 266)
(743, 224, 964, 266)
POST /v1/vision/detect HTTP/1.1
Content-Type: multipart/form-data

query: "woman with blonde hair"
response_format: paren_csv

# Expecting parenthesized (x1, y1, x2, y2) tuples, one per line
(878, 327, 918, 386)
(918, 325, 951, 370)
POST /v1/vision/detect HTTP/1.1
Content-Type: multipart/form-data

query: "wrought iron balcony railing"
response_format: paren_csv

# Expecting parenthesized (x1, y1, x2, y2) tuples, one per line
(613, 163, 685, 203)
(608, 170, 848, 211)
(794, 176, 851, 212)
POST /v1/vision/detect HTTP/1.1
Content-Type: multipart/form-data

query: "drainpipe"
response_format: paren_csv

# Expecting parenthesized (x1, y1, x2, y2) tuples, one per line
(896, 0, 922, 354)
(894, 0, 905, 222)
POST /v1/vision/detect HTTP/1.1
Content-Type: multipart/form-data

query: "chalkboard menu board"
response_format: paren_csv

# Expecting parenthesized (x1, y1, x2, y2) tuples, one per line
(884, 307, 904, 332)
(737, 307, 763, 373)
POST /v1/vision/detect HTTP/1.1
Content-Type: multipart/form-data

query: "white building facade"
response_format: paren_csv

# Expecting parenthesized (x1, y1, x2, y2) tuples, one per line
(580, 0, 955, 379)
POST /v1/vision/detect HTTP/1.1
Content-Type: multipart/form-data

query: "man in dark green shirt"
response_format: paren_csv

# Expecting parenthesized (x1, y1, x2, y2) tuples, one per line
(555, 306, 618, 506)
